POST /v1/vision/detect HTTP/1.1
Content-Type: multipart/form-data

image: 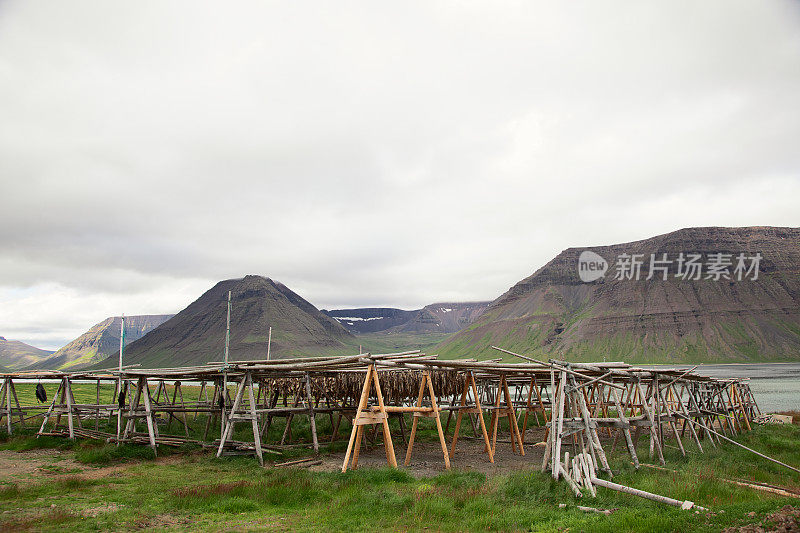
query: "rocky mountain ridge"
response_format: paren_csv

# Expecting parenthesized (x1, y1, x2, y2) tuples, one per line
(324, 301, 489, 335)
(438, 226, 800, 363)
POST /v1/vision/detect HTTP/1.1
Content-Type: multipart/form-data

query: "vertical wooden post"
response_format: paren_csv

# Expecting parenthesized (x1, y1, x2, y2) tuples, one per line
(122, 378, 144, 441)
(342, 365, 374, 472)
(552, 371, 567, 478)
(245, 373, 264, 466)
(610, 387, 639, 468)
(8, 380, 23, 428)
(672, 384, 703, 452)
(303, 373, 319, 453)
(64, 378, 77, 439)
(500, 375, 524, 455)
(656, 384, 685, 456)
(141, 378, 158, 454)
(342, 365, 397, 472)
(95, 379, 101, 430)
(0, 378, 12, 435)
(404, 371, 450, 469)
(175, 382, 190, 437)
(404, 372, 427, 466)
(572, 375, 611, 476)
(194, 381, 206, 421)
(636, 381, 665, 466)
(372, 366, 397, 468)
(217, 374, 247, 457)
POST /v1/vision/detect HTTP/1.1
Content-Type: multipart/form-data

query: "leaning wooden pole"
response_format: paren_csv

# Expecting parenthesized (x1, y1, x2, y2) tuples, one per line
(674, 412, 800, 475)
(591, 477, 707, 511)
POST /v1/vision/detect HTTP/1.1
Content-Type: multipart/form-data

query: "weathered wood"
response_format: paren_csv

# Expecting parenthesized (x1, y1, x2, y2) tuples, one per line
(610, 388, 639, 468)
(425, 371, 451, 469)
(140, 378, 158, 453)
(246, 374, 264, 466)
(675, 412, 800, 475)
(552, 371, 567, 479)
(303, 373, 319, 453)
(636, 381, 665, 466)
(558, 503, 613, 515)
(404, 371, 427, 466)
(217, 374, 248, 457)
(591, 477, 706, 511)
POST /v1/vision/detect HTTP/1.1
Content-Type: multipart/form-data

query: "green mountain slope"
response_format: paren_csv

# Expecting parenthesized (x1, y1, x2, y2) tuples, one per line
(0, 336, 53, 370)
(438, 226, 800, 363)
(29, 315, 173, 370)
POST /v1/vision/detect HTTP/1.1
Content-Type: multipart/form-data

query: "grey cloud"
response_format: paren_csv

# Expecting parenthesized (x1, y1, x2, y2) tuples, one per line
(1, 0, 799, 347)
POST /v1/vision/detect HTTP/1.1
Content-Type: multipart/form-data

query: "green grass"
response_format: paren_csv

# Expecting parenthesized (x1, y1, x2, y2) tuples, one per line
(356, 332, 452, 354)
(0, 416, 799, 531)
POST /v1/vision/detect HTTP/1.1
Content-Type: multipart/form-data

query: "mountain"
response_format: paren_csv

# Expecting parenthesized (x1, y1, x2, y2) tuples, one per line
(323, 308, 416, 334)
(324, 302, 489, 335)
(30, 315, 173, 370)
(438, 226, 800, 363)
(120, 275, 360, 367)
(402, 302, 490, 334)
(0, 336, 54, 370)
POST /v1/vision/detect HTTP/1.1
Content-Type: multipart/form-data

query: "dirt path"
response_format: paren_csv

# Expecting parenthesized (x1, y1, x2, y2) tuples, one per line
(311, 429, 548, 476)
(0, 428, 550, 486)
(0, 449, 181, 486)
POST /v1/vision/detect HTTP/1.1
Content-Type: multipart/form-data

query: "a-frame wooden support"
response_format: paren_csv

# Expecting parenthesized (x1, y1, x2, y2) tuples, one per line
(403, 370, 450, 469)
(216, 372, 264, 466)
(37, 377, 81, 439)
(449, 371, 493, 463)
(488, 374, 524, 457)
(122, 377, 158, 454)
(0, 378, 24, 435)
(279, 373, 319, 452)
(342, 364, 397, 472)
(521, 375, 550, 445)
(165, 380, 190, 437)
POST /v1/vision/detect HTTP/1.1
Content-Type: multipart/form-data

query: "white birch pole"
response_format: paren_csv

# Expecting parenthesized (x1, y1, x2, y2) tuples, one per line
(266, 326, 272, 361)
(222, 291, 231, 439)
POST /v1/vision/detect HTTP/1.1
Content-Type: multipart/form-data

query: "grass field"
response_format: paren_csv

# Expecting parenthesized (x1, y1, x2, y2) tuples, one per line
(1, 385, 799, 531)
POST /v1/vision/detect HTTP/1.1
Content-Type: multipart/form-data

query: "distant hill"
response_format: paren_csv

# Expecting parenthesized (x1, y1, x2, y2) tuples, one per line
(0, 336, 53, 370)
(30, 315, 173, 370)
(439, 226, 800, 363)
(323, 308, 416, 334)
(402, 302, 490, 334)
(120, 275, 360, 367)
(324, 302, 489, 335)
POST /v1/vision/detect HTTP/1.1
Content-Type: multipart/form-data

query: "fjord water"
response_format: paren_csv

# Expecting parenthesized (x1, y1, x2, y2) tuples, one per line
(648, 363, 800, 413)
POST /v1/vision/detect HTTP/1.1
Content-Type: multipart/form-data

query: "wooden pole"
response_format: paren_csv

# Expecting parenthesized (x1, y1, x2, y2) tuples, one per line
(404, 372, 427, 466)
(4, 378, 11, 435)
(426, 372, 451, 469)
(37, 380, 63, 437)
(303, 373, 319, 453)
(246, 373, 264, 466)
(591, 477, 706, 510)
(141, 377, 158, 454)
(221, 291, 232, 441)
(64, 378, 75, 439)
(371, 366, 397, 468)
(342, 365, 374, 472)
(674, 412, 800, 475)
(217, 374, 247, 457)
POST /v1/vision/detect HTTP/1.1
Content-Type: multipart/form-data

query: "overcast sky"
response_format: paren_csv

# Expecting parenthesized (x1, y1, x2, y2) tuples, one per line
(1, 1, 799, 349)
